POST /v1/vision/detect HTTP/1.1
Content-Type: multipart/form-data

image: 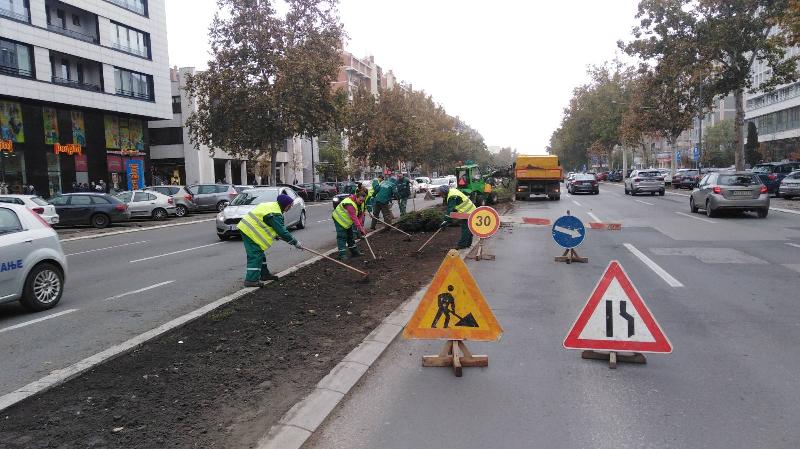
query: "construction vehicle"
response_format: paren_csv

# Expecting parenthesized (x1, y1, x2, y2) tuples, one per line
(514, 154, 562, 201)
(455, 162, 497, 206)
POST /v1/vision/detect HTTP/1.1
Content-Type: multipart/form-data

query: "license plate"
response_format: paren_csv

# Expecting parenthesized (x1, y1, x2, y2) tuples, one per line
(732, 191, 751, 196)
(228, 225, 237, 231)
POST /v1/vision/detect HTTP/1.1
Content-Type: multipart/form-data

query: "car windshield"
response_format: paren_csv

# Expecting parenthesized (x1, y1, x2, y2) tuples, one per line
(752, 165, 773, 173)
(30, 197, 50, 206)
(415, 178, 428, 183)
(431, 178, 450, 185)
(718, 174, 759, 186)
(637, 171, 660, 177)
(231, 190, 279, 205)
(576, 174, 595, 180)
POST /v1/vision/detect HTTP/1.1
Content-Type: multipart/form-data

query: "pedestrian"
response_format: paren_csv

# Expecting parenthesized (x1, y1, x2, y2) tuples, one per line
(236, 194, 302, 287)
(396, 173, 411, 216)
(331, 190, 367, 261)
(99, 180, 107, 193)
(370, 175, 396, 230)
(438, 184, 476, 249)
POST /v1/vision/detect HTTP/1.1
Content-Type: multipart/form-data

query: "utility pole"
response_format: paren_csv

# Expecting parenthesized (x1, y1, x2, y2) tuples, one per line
(697, 83, 703, 171)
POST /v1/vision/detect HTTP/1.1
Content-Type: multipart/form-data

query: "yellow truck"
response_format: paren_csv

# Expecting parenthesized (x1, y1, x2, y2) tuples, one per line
(514, 155, 562, 201)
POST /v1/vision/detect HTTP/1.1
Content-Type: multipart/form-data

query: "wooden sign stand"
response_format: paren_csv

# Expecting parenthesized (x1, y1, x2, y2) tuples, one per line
(555, 248, 588, 264)
(468, 238, 495, 261)
(581, 350, 646, 369)
(422, 340, 488, 377)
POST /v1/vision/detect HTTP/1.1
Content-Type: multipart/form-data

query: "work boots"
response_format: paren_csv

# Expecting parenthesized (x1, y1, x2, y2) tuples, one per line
(338, 252, 349, 262)
(261, 272, 279, 281)
(348, 246, 363, 257)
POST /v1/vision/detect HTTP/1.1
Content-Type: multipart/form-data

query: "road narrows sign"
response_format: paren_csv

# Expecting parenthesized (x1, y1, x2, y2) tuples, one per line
(404, 249, 502, 341)
(552, 215, 585, 249)
(468, 206, 500, 238)
(563, 260, 672, 353)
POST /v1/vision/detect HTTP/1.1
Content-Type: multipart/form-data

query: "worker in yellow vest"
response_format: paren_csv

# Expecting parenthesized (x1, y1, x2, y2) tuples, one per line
(236, 194, 301, 287)
(437, 185, 476, 249)
(332, 191, 367, 260)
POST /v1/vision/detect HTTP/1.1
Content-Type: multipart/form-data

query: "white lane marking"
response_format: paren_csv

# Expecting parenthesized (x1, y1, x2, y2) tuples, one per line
(675, 211, 716, 224)
(786, 243, 800, 249)
(104, 281, 175, 301)
(316, 218, 332, 223)
(66, 240, 148, 256)
(635, 200, 654, 206)
(129, 242, 225, 263)
(667, 190, 690, 197)
(771, 207, 800, 216)
(587, 211, 601, 222)
(572, 200, 582, 207)
(60, 218, 215, 243)
(0, 309, 79, 334)
(624, 243, 684, 288)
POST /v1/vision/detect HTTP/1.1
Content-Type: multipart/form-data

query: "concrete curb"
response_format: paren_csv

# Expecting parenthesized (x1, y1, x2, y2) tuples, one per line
(59, 218, 215, 242)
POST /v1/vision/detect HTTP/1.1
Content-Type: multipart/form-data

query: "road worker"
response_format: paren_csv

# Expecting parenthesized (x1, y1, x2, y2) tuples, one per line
(438, 184, 476, 249)
(332, 190, 368, 260)
(236, 194, 301, 287)
(396, 173, 412, 216)
(370, 176, 397, 231)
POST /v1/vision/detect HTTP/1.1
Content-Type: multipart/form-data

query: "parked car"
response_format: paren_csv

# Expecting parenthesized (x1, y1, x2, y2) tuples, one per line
(299, 183, 336, 201)
(216, 187, 306, 240)
(0, 203, 67, 311)
(415, 177, 431, 193)
(429, 177, 457, 196)
(752, 162, 800, 196)
(186, 184, 238, 212)
(115, 190, 177, 220)
(657, 168, 672, 186)
(564, 172, 577, 191)
(677, 169, 701, 189)
(145, 185, 197, 217)
(672, 169, 691, 188)
(0, 194, 60, 225)
(624, 169, 665, 196)
(596, 171, 609, 181)
(607, 170, 623, 182)
(568, 173, 599, 195)
(778, 170, 800, 199)
(48, 193, 130, 228)
(690, 171, 769, 218)
(235, 185, 255, 193)
(276, 183, 310, 201)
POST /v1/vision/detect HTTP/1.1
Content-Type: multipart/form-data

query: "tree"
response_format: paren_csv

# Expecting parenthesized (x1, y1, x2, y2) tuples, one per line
(703, 119, 735, 167)
(185, 0, 347, 185)
(745, 121, 761, 166)
(316, 130, 349, 180)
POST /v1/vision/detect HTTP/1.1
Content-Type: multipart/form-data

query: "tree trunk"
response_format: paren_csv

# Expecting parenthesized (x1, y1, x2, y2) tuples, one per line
(269, 146, 278, 186)
(734, 88, 745, 171)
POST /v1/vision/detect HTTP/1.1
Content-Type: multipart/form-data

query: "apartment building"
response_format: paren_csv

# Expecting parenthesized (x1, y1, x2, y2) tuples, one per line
(0, 0, 171, 196)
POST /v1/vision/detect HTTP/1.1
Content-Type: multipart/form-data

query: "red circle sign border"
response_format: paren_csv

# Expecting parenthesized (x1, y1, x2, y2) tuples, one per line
(468, 206, 501, 238)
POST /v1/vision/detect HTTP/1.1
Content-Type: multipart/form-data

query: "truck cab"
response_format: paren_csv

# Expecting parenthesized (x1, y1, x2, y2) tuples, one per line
(455, 163, 497, 206)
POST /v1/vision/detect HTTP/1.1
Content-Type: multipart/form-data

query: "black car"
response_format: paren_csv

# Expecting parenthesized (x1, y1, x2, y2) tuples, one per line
(607, 171, 623, 182)
(277, 184, 311, 201)
(568, 174, 599, 194)
(677, 169, 700, 189)
(752, 162, 800, 195)
(49, 193, 132, 228)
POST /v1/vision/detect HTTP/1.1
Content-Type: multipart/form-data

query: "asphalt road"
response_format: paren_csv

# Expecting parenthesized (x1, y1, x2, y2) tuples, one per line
(306, 184, 800, 449)
(0, 195, 439, 397)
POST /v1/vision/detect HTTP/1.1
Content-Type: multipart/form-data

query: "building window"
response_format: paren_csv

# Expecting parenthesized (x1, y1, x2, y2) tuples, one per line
(56, 8, 65, 27)
(150, 127, 184, 146)
(0, 0, 30, 22)
(104, 0, 147, 16)
(171, 96, 182, 113)
(109, 21, 150, 58)
(72, 13, 79, 26)
(114, 67, 154, 101)
(0, 38, 34, 78)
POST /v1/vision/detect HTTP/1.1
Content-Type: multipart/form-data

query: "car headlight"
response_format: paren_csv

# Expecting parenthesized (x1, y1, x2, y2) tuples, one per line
(217, 212, 224, 221)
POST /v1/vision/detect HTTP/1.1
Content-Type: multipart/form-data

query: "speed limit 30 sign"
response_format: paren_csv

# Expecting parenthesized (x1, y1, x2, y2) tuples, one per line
(468, 206, 501, 238)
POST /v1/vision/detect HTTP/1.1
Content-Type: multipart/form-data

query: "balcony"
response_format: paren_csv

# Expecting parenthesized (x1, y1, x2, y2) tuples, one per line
(52, 76, 102, 92)
(0, 4, 29, 22)
(45, 0, 99, 44)
(105, 0, 147, 16)
(49, 51, 104, 93)
(115, 88, 152, 101)
(47, 24, 99, 44)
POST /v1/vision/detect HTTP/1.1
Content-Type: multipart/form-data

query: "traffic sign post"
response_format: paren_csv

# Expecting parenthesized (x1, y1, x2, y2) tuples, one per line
(552, 213, 588, 263)
(563, 261, 672, 369)
(467, 206, 500, 261)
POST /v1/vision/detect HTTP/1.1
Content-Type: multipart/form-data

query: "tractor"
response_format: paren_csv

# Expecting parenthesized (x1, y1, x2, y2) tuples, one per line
(454, 163, 498, 206)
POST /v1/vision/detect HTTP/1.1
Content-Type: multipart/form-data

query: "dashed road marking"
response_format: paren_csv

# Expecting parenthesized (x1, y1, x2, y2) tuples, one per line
(675, 211, 716, 224)
(635, 200, 654, 206)
(103, 281, 176, 301)
(572, 200, 582, 207)
(786, 243, 800, 249)
(66, 240, 148, 256)
(624, 243, 684, 288)
(129, 242, 225, 263)
(0, 309, 79, 334)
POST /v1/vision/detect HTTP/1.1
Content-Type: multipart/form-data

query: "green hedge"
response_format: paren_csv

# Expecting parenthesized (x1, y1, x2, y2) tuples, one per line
(396, 205, 447, 232)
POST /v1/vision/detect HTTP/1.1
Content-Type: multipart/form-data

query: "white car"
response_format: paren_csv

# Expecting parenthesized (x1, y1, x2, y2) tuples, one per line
(415, 177, 431, 193)
(216, 187, 306, 240)
(624, 169, 666, 196)
(0, 203, 67, 311)
(0, 194, 60, 225)
(428, 177, 457, 196)
(657, 168, 672, 186)
(115, 190, 177, 220)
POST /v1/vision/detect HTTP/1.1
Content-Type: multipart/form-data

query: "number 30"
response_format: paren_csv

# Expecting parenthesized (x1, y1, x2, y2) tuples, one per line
(476, 215, 491, 227)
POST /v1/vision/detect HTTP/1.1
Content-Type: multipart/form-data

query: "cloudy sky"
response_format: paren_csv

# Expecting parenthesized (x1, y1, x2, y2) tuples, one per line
(165, 0, 641, 154)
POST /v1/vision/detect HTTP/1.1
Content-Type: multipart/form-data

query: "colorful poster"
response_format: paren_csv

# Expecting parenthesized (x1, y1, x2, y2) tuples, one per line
(43, 107, 59, 144)
(71, 111, 86, 146)
(125, 159, 144, 190)
(0, 101, 24, 143)
(119, 117, 131, 150)
(107, 155, 123, 172)
(104, 115, 120, 149)
(129, 119, 144, 151)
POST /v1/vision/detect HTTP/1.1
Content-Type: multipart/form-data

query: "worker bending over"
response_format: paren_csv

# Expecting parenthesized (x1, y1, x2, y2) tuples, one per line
(332, 191, 367, 261)
(371, 175, 397, 230)
(438, 184, 476, 249)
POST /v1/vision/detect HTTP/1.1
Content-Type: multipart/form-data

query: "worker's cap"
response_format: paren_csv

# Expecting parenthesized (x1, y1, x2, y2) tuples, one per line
(437, 184, 450, 194)
(277, 194, 294, 209)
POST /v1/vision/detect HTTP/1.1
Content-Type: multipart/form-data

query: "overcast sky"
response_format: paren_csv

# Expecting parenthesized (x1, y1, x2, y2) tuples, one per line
(165, 0, 641, 154)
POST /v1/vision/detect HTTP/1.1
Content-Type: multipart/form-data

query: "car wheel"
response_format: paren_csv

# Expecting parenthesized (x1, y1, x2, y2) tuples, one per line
(175, 204, 187, 217)
(296, 210, 306, 229)
(91, 213, 110, 228)
(20, 262, 63, 312)
(690, 197, 698, 213)
(624, 186, 629, 195)
(650, 191, 656, 196)
(659, 190, 665, 196)
(705, 200, 716, 218)
(216, 200, 229, 212)
(217, 234, 229, 241)
(152, 208, 168, 221)
(757, 208, 769, 218)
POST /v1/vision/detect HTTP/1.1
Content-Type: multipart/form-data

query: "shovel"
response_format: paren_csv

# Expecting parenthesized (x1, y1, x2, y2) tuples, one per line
(300, 246, 369, 281)
(369, 213, 412, 241)
(362, 235, 378, 260)
(451, 311, 479, 327)
(416, 227, 442, 254)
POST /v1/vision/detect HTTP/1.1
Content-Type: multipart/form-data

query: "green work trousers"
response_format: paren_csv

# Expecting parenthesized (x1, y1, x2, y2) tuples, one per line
(458, 219, 473, 249)
(398, 197, 408, 215)
(370, 201, 393, 229)
(243, 233, 270, 282)
(335, 221, 359, 258)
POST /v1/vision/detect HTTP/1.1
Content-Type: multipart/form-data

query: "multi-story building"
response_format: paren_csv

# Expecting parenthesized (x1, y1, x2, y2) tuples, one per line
(0, 0, 171, 196)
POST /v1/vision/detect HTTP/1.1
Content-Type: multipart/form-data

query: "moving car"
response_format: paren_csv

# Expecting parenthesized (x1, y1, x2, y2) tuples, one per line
(677, 169, 701, 189)
(0, 203, 67, 311)
(657, 168, 672, 186)
(690, 171, 769, 218)
(778, 170, 800, 199)
(568, 173, 599, 195)
(607, 170, 623, 182)
(145, 185, 197, 217)
(216, 187, 306, 240)
(564, 172, 577, 191)
(415, 177, 431, 193)
(186, 184, 239, 212)
(115, 190, 177, 220)
(0, 194, 59, 225)
(49, 193, 131, 228)
(624, 169, 665, 196)
(752, 162, 800, 196)
(429, 177, 457, 196)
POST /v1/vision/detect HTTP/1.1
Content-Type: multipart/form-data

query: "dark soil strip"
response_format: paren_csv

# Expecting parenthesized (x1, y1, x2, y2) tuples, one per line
(0, 228, 460, 449)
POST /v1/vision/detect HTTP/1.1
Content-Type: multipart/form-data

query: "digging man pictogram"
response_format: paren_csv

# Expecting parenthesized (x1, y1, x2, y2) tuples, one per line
(431, 285, 479, 328)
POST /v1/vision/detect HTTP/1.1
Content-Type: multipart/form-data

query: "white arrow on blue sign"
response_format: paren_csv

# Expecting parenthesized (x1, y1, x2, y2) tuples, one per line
(552, 215, 586, 249)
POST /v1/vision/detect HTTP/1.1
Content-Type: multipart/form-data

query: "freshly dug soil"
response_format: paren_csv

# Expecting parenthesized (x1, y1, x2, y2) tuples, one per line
(0, 227, 460, 449)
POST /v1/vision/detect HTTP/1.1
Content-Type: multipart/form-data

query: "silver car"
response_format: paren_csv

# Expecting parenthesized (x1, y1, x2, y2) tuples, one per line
(690, 171, 769, 218)
(187, 184, 239, 212)
(115, 190, 177, 220)
(0, 203, 67, 311)
(778, 170, 800, 199)
(624, 169, 665, 196)
(146, 185, 197, 217)
(216, 187, 306, 240)
(0, 194, 60, 225)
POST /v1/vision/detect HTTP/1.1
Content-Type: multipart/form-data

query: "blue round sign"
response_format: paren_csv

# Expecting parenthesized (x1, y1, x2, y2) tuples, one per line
(552, 215, 586, 249)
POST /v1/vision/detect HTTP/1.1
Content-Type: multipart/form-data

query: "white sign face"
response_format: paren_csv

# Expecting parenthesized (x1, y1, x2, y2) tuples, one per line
(577, 277, 656, 343)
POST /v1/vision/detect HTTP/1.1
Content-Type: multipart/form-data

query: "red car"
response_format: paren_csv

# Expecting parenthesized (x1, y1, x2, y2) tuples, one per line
(596, 172, 609, 181)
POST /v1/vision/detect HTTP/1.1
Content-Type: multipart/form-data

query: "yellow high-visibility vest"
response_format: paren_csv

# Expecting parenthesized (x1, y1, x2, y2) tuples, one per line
(332, 197, 357, 228)
(447, 189, 476, 214)
(237, 202, 281, 250)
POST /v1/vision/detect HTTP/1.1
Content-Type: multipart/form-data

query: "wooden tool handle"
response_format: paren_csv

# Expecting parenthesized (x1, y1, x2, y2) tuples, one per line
(369, 213, 412, 237)
(416, 227, 442, 252)
(302, 246, 368, 276)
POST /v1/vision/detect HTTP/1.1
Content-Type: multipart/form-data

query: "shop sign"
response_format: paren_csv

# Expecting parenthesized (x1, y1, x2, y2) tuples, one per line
(126, 159, 144, 190)
(0, 140, 12, 153)
(54, 143, 82, 156)
(107, 155, 123, 172)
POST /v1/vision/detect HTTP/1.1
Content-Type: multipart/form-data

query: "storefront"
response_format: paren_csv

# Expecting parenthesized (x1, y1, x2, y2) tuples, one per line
(0, 97, 151, 197)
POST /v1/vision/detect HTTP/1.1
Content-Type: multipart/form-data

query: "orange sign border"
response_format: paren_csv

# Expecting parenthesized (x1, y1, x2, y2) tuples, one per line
(403, 249, 503, 341)
(468, 206, 500, 238)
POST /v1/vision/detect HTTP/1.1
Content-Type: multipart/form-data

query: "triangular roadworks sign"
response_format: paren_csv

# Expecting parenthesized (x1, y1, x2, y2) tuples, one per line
(403, 250, 502, 341)
(563, 261, 672, 353)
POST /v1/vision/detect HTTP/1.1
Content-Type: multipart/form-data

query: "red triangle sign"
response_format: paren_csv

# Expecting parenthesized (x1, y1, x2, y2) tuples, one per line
(563, 261, 672, 353)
